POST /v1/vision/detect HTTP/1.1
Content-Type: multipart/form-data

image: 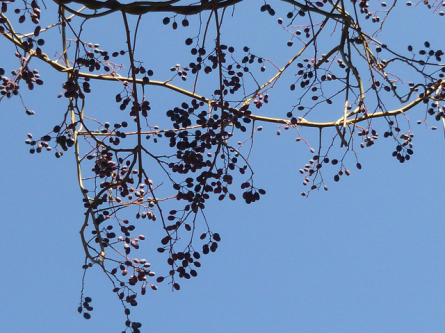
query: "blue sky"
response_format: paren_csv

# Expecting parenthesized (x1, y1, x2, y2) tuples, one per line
(1, 1, 445, 332)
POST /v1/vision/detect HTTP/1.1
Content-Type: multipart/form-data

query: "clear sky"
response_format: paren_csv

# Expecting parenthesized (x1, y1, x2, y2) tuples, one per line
(1, 1, 445, 332)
